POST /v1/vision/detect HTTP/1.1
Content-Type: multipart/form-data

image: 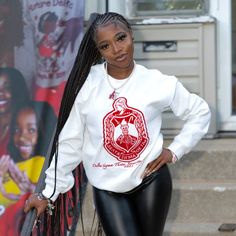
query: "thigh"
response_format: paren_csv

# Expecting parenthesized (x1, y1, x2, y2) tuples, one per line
(93, 187, 142, 236)
(132, 164, 172, 236)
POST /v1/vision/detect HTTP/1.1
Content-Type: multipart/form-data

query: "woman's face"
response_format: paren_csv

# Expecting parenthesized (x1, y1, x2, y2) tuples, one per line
(95, 22, 134, 71)
(13, 108, 38, 160)
(0, 73, 12, 114)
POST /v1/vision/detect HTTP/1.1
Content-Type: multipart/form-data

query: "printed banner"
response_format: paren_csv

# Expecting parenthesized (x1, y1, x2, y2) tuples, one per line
(0, 0, 85, 235)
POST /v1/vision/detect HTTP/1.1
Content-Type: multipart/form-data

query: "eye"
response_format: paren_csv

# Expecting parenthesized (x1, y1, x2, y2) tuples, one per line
(29, 127, 37, 134)
(3, 83, 11, 92)
(117, 33, 127, 42)
(98, 43, 109, 50)
(14, 127, 20, 134)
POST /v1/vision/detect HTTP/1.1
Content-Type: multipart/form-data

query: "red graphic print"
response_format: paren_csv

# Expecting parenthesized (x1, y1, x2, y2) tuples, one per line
(103, 97, 149, 162)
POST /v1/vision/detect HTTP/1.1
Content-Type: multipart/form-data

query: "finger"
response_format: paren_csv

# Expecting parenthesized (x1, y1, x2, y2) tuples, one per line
(143, 157, 167, 178)
(142, 162, 159, 178)
(36, 206, 45, 217)
(141, 169, 149, 179)
(0, 155, 10, 167)
(149, 158, 163, 171)
(33, 219, 41, 228)
(24, 200, 31, 213)
(154, 160, 165, 172)
(146, 157, 163, 173)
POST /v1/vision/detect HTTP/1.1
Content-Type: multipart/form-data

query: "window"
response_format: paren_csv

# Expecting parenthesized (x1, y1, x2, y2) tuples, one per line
(133, 0, 209, 16)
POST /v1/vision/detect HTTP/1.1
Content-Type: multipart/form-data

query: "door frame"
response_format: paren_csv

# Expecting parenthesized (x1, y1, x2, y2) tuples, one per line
(210, 0, 234, 131)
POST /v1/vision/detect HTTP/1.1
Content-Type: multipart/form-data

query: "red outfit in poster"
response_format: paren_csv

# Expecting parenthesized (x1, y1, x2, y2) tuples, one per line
(33, 81, 66, 116)
(0, 193, 30, 236)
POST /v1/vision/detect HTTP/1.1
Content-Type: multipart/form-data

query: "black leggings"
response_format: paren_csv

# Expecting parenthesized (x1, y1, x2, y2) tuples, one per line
(93, 164, 172, 236)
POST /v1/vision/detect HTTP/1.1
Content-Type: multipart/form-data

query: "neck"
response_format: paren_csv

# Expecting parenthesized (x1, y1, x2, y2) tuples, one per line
(106, 60, 135, 80)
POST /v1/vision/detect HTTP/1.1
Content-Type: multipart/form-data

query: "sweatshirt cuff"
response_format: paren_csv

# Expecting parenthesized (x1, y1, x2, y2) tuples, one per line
(42, 186, 59, 202)
(167, 141, 187, 160)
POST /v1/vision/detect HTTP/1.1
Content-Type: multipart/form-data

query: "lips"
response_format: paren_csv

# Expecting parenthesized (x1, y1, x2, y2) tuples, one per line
(17, 144, 33, 155)
(0, 99, 9, 108)
(116, 54, 127, 62)
(0, 100, 7, 105)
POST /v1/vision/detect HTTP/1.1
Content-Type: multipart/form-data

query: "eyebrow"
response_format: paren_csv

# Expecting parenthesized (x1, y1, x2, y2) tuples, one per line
(97, 31, 127, 46)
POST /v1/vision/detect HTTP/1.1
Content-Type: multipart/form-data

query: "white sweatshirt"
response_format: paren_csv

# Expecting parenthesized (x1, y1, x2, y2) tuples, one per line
(43, 63, 211, 201)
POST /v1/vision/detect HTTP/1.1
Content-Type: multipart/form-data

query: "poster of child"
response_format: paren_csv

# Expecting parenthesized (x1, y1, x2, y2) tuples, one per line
(0, 100, 57, 235)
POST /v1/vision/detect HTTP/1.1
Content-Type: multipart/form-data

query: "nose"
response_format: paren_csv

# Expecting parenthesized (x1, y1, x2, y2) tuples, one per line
(19, 134, 26, 142)
(0, 87, 7, 96)
(19, 131, 29, 142)
(111, 42, 121, 54)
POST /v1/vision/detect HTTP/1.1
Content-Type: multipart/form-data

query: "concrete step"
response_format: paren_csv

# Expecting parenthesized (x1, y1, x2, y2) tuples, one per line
(164, 223, 236, 236)
(165, 139, 236, 181)
(168, 180, 236, 223)
(164, 139, 236, 236)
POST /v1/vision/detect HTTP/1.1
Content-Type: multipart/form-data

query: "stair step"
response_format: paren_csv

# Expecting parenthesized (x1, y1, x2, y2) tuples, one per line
(168, 181, 236, 222)
(164, 223, 236, 236)
(168, 150, 236, 180)
(165, 139, 236, 180)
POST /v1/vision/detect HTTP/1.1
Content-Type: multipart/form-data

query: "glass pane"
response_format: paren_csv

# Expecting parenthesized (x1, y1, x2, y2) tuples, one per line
(135, 0, 207, 15)
(232, 0, 236, 113)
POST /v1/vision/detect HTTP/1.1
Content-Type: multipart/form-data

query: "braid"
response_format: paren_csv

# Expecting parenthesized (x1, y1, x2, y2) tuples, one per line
(44, 12, 132, 235)
(50, 12, 131, 160)
(93, 12, 131, 31)
(49, 19, 101, 160)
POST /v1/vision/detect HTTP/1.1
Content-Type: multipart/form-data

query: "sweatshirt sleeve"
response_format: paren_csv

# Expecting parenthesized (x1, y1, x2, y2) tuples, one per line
(42, 95, 85, 201)
(167, 80, 211, 159)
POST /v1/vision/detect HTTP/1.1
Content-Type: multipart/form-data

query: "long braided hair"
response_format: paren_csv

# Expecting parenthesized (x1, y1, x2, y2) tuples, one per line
(39, 12, 132, 236)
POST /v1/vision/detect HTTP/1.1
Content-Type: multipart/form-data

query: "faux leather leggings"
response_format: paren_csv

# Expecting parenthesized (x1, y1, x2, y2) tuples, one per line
(93, 164, 172, 236)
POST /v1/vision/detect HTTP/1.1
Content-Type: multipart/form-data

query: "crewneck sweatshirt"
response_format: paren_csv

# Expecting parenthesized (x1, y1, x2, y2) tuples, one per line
(43, 63, 211, 201)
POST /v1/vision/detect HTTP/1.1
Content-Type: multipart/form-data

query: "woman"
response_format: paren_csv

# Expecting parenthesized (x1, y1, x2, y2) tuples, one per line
(24, 12, 211, 236)
(0, 68, 29, 157)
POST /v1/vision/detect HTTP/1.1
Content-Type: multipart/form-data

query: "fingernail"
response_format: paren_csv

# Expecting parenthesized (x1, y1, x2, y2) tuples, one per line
(33, 220, 37, 228)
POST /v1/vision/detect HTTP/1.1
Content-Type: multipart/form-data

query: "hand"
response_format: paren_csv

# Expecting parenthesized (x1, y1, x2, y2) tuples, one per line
(142, 148, 173, 178)
(0, 155, 10, 177)
(8, 160, 35, 193)
(0, 155, 14, 200)
(24, 193, 48, 217)
(57, 17, 83, 52)
(18, 172, 35, 193)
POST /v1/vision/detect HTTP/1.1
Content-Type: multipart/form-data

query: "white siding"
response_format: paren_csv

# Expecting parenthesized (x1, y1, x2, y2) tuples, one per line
(132, 22, 217, 136)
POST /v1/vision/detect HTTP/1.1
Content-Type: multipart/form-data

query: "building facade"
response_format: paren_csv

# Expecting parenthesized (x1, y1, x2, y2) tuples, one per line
(85, 0, 235, 137)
